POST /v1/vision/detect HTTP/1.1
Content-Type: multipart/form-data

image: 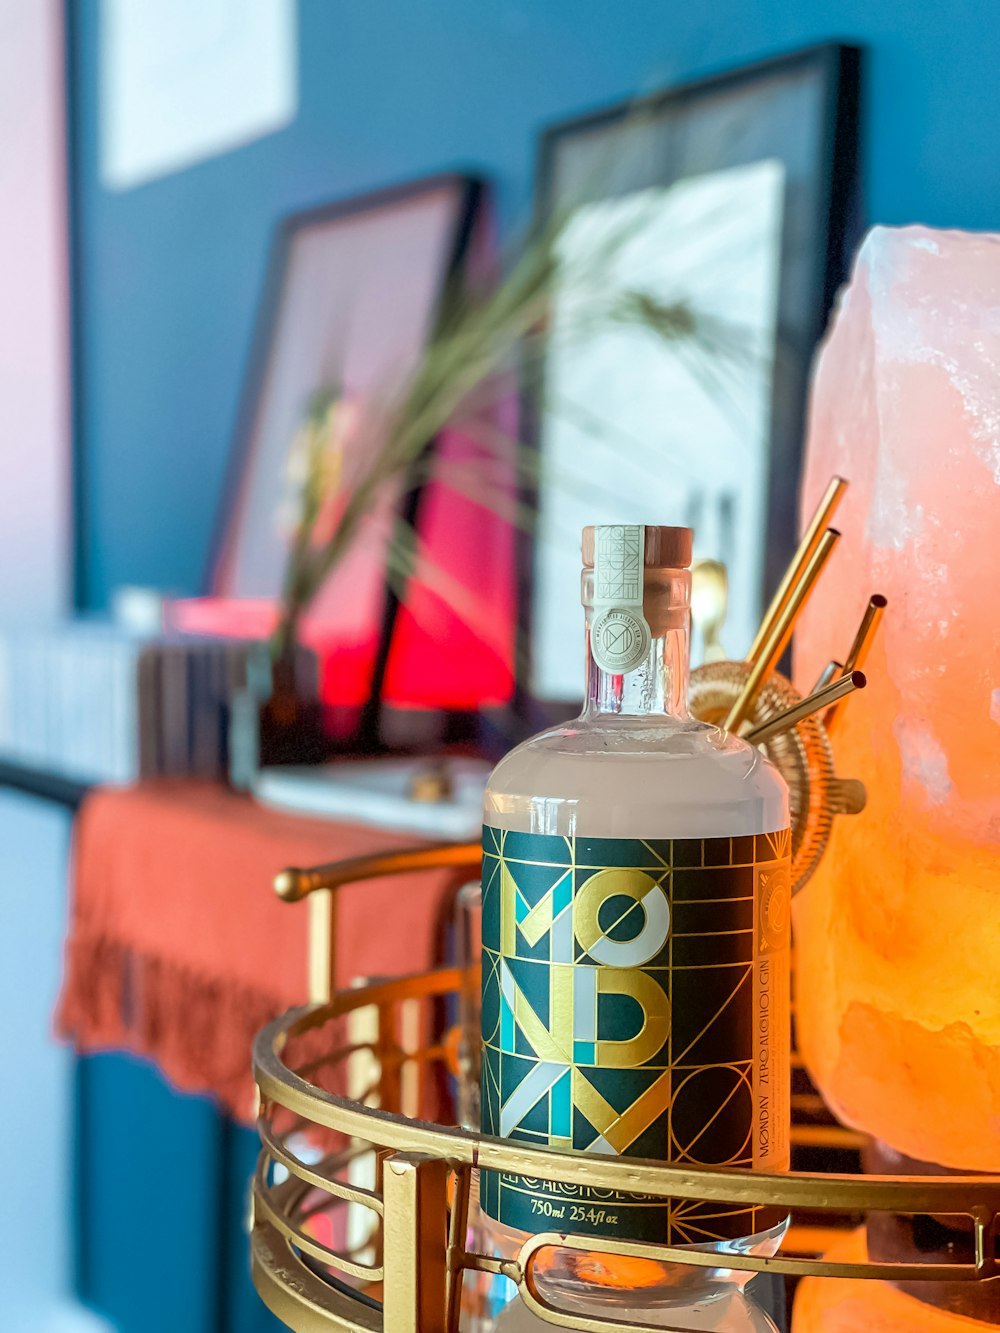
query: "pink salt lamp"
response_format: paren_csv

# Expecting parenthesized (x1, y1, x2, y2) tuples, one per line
(793, 225, 1000, 1172)
(792, 1229, 996, 1332)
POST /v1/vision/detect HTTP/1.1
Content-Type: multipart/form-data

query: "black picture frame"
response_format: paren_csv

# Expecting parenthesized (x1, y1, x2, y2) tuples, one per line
(204, 172, 486, 744)
(519, 43, 861, 720)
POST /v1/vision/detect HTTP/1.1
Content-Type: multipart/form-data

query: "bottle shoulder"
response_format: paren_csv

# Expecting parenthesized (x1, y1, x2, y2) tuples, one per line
(489, 713, 782, 783)
(484, 714, 789, 839)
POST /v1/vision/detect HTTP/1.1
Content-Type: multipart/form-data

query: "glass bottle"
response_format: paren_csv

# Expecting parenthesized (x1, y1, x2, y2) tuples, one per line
(478, 524, 791, 1326)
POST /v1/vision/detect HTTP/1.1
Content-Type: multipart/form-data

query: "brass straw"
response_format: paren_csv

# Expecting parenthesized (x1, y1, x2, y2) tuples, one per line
(725, 527, 841, 733)
(844, 594, 888, 672)
(812, 659, 843, 691)
(825, 594, 887, 731)
(745, 671, 866, 746)
(747, 476, 848, 665)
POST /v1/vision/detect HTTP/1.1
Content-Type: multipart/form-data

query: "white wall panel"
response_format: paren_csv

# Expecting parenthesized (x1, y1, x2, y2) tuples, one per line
(0, 0, 71, 620)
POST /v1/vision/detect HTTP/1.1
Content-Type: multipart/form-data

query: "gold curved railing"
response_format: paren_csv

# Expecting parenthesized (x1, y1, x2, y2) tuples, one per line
(251, 967, 1000, 1333)
(274, 840, 481, 1004)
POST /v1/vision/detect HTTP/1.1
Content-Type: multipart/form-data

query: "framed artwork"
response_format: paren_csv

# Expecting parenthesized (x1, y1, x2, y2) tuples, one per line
(206, 173, 489, 717)
(524, 44, 860, 707)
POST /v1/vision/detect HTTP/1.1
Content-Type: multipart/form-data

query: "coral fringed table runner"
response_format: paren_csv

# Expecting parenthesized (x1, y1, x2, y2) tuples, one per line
(57, 781, 462, 1121)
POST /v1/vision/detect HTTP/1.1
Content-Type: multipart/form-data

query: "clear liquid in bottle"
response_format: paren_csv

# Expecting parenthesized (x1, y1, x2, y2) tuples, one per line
(477, 525, 791, 1325)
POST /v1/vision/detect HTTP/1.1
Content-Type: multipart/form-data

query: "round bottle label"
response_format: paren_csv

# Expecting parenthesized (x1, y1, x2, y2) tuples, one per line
(590, 607, 651, 674)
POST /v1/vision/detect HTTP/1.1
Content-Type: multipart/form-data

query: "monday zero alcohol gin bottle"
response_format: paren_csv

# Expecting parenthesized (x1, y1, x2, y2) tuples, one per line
(479, 525, 791, 1321)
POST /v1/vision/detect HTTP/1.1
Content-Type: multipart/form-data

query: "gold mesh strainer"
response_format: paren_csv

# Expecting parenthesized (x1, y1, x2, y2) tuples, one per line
(690, 660, 866, 895)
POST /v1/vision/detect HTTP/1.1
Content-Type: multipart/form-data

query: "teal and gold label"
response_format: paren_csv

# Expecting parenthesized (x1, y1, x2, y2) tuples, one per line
(480, 827, 790, 1242)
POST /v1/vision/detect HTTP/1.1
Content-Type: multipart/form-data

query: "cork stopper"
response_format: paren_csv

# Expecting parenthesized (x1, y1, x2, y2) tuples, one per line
(582, 525, 693, 570)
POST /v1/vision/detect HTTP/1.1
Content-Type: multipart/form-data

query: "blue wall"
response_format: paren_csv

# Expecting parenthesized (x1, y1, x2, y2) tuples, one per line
(71, 0, 1000, 608)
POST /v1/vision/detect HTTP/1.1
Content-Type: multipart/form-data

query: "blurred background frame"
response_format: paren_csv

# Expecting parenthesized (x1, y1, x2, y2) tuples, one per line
(206, 172, 487, 743)
(522, 43, 860, 712)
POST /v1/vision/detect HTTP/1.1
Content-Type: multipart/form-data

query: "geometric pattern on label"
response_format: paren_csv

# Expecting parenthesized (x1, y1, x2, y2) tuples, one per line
(595, 524, 643, 603)
(481, 825, 791, 1243)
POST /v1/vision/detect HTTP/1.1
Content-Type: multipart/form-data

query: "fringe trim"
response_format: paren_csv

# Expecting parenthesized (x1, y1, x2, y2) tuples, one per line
(57, 933, 289, 1123)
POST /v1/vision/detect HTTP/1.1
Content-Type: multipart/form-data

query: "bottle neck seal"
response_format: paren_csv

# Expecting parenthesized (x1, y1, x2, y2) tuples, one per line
(581, 565, 691, 719)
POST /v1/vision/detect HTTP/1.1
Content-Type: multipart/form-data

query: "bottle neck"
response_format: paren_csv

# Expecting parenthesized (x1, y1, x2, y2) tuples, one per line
(581, 568, 691, 719)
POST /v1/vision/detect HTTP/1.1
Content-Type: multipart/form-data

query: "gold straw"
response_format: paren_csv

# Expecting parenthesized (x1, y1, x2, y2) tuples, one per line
(746, 476, 848, 666)
(825, 594, 887, 731)
(745, 671, 866, 746)
(725, 527, 841, 733)
(844, 594, 887, 672)
(812, 659, 843, 691)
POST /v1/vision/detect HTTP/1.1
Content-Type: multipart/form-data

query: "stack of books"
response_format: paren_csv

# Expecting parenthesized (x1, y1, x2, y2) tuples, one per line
(0, 622, 254, 785)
